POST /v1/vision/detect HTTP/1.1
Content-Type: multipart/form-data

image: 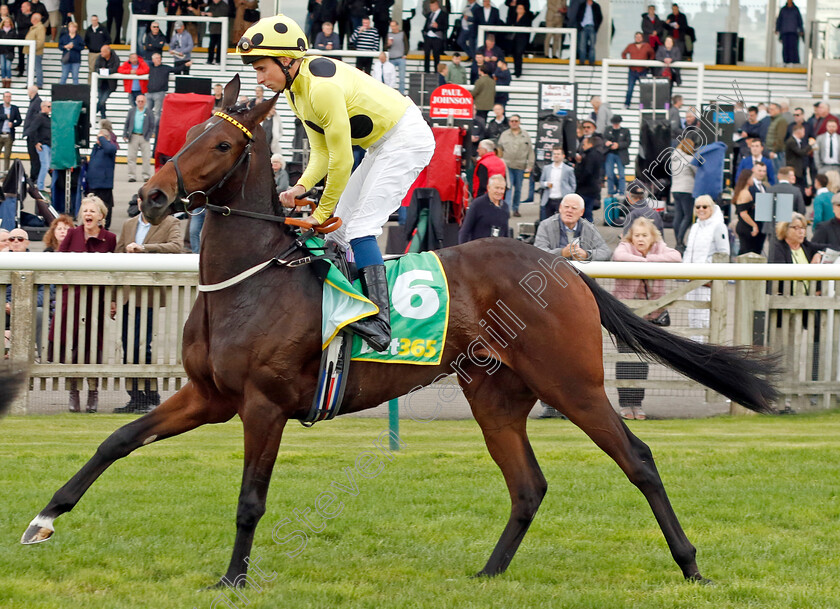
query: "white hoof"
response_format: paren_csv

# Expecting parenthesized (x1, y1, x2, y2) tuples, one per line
(21, 515, 55, 545)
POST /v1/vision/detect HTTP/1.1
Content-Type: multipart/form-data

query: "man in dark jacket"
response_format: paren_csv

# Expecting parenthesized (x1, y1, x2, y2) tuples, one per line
(459, 174, 509, 243)
(23, 85, 42, 182)
(664, 3, 690, 53)
(775, 0, 804, 66)
(641, 5, 665, 49)
(574, 135, 604, 222)
(785, 124, 812, 192)
(93, 45, 120, 120)
(768, 166, 806, 216)
(14, 2, 33, 77)
(84, 14, 111, 74)
(603, 114, 631, 197)
(202, 0, 228, 65)
(576, 0, 603, 66)
(471, 0, 502, 52)
(423, 0, 447, 73)
(86, 130, 118, 228)
(131, 0, 161, 46)
(0, 91, 23, 174)
(29, 100, 51, 191)
(140, 21, 167, 61)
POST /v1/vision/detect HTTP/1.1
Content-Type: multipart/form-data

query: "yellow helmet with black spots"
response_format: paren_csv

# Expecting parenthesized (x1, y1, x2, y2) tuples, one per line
(236, 14, 308, 63)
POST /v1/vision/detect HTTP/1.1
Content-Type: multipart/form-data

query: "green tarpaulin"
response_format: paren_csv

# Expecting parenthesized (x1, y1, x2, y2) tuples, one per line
(51, 100, 82, 170)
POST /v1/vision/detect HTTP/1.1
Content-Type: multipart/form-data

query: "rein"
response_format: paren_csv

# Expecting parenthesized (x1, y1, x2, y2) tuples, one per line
(197, 230, 339, 292)
(169, 110, 341, 234)
(169, 109, 343, 292)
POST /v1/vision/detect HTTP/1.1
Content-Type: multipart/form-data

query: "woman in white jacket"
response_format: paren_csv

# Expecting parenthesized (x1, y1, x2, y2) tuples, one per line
(683, 195, 730, 341)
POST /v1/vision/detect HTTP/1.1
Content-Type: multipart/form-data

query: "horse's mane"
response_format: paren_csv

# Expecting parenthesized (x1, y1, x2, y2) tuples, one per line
(223, 101, 289, 221)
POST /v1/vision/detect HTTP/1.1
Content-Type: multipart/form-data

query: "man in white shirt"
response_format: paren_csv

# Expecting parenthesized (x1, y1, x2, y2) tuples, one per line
(371, 51, 397, 89)
(816, 118, 840, 174)
(538, 146, 576, 220)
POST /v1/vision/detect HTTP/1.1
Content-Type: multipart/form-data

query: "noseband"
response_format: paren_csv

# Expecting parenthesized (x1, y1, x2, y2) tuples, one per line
(170, 111, 255, 212)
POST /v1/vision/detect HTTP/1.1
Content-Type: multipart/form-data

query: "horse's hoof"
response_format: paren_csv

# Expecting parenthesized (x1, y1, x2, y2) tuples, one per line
(21, 524, 54, 544)
(686, 574, 714, 586)
(470, 570, 495, 579)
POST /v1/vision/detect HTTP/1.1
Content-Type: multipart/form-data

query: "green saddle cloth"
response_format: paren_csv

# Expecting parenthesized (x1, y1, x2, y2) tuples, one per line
(312, 238, 450, 366)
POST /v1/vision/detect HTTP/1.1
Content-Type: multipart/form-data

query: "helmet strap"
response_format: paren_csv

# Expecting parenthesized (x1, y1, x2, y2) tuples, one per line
(274, 57, 299, 91)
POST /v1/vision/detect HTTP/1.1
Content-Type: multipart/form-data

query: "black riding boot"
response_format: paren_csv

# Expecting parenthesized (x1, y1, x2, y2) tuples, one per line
(351, 264, 391, 352)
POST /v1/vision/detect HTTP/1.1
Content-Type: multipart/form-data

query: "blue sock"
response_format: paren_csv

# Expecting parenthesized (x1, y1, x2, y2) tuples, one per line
(350, 236, 383, 270)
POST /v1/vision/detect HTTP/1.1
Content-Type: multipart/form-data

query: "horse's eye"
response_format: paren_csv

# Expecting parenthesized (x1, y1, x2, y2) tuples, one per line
(217, 142, 232, 152)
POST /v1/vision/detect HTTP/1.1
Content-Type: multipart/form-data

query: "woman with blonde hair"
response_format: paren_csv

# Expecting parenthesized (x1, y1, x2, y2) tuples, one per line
(611, 217, 682, 419)
(48, 196, 116, 413)
(824, 169, 840, 194)
(0, 16, 16, 87)
(770, 212, 827, 266)
(683, 195, 730, 341)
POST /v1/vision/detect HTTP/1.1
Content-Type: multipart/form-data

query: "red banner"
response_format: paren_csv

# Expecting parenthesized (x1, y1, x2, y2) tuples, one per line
(154, 93, 216, 170)
(429, 84, 474, 120)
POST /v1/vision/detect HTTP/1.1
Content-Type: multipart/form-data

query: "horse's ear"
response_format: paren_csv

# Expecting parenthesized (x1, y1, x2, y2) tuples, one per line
(221, 74, 241, 110)
(248, 93, 281, 126)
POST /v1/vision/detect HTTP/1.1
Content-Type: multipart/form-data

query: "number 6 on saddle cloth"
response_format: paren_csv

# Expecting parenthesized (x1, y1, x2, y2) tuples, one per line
(304, 237, 450, 425)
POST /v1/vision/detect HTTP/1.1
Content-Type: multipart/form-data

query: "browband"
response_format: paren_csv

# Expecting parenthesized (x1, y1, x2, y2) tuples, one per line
(214, 111, 254, 140)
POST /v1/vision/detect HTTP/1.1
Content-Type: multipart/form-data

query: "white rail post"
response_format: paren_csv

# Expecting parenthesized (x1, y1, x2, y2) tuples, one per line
(601, 59, 609, 103)
(697, 63, 704, 109)
(10, 271, 34, 414)
(26, 40, 35, 89)
(221, 18, 229, 71)
(90, 72, 98, 130)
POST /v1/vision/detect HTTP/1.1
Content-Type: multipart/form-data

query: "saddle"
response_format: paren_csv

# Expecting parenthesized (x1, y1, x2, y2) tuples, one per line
(301, 240, 450, 427)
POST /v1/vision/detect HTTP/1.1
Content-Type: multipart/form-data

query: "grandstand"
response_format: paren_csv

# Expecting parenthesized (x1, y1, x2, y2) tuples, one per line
(3, 42, 813, 183)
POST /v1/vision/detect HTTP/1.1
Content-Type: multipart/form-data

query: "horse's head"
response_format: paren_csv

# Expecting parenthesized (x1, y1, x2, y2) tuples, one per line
(140, 74, 279, 224)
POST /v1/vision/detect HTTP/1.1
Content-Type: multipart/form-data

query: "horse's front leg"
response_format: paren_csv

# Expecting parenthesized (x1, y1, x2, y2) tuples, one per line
(214, 402, 288, 589)
(21, 382, 234, 545)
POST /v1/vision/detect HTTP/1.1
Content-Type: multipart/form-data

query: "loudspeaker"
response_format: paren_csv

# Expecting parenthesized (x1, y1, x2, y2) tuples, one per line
(408, 72, 437, 109)
(174, 76, 212, 95)
(716, 32, 739, 65)
(51, 84, 90, 149)
(639, 77, 670, 110)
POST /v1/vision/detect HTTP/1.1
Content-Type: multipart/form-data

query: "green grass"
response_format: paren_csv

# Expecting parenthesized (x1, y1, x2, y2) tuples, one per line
(2, 412, 840, 609)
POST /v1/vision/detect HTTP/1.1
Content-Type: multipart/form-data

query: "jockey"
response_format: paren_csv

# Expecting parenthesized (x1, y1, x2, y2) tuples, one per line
(236, 14, 435, 352)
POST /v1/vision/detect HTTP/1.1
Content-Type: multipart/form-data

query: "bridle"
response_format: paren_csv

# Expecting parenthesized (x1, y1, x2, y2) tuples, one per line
(168, 109, 340, 234)
(166, 109, 342, 293)
(170, 111, 255, 213)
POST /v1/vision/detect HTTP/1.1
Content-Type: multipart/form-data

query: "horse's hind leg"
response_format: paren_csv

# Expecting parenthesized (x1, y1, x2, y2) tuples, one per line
(459, 366, 546, 577)
(21, 381, 234, 545)
(550, 386, 705, 582)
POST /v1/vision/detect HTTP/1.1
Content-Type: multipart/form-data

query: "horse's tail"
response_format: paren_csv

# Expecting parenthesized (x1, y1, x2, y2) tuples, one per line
(0, 366, 27, 417)
(578, 272, 781, 414)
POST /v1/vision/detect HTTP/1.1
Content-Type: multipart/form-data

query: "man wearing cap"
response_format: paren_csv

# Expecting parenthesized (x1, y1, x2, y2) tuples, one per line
(621, 181, 664, 235)
(237, 14, 435, 352)
(603, 114, 631, 198)
(169, 20, 194, 75)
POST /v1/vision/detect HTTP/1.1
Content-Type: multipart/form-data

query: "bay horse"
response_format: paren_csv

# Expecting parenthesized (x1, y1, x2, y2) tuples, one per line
(21, 75, 780, 586)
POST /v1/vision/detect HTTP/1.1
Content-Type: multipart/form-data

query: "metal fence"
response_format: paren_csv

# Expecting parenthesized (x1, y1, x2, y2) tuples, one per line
(3, 252, 839, 415)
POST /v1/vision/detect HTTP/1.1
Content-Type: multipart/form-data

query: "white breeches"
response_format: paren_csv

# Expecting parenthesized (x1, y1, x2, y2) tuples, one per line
(326, 104, 435, 249)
